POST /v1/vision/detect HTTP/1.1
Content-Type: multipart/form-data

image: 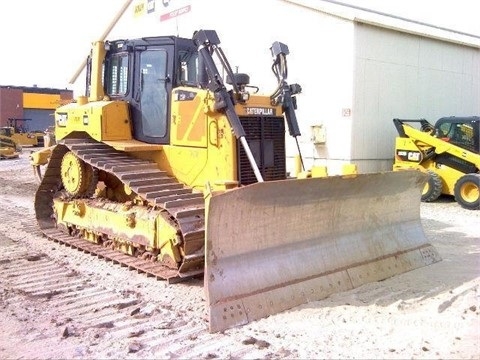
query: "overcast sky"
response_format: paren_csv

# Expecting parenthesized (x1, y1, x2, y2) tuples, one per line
(0, 0, 478, 91)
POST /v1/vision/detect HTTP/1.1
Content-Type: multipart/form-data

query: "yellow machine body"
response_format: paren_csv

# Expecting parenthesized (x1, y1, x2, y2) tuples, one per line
(394, 136, 460, 195)
(54, 89, 282, 193)
(11, 131, 43, 147)
(33, 30, 441, 333)
(0, 134, 21, 159)
(393, 117, 480, 210)
(1, 121, 44, 147)
(55, 100, 132, 142)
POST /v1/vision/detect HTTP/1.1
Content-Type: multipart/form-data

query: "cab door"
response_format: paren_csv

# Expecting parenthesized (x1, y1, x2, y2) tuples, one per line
(131, 47, 172, 144)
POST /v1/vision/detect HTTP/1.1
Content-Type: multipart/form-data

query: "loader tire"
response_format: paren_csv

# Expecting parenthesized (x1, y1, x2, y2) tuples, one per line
(454, 173, 480, 210)
(421, 170, 442, 202)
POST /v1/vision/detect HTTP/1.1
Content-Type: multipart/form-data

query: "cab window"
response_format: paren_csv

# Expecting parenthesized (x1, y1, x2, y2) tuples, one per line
(139, 49, 168, 138)
(105, 54, 129, 96)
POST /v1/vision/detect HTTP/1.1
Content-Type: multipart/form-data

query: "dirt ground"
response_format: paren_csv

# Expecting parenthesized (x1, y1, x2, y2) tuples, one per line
(0, 153, 479, 360)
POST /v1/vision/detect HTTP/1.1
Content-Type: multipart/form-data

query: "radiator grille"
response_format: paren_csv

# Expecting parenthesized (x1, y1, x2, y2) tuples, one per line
(237, 116, 286, 185)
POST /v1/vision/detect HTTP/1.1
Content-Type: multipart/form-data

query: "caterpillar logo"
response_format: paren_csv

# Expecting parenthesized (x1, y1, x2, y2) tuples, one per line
(397, 150, 421, 162)
(245, 107, 275, 116)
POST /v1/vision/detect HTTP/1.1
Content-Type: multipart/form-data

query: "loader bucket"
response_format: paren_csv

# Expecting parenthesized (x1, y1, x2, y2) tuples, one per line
(205, 170, 441, 332)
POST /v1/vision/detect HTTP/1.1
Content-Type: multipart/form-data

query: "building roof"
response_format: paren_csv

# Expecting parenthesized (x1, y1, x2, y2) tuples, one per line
(0, 85, 72, 94)
(282, 0, 480, 48)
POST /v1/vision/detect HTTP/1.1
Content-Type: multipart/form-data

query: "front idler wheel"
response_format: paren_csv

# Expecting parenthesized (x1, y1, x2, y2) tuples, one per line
(60, 151, 97, 197)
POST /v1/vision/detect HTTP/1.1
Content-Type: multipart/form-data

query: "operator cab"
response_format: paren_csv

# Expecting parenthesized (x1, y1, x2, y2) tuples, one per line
(95, 36, 199, 145)
(0, 127, 13, 137)
(435, 116, 480, 153)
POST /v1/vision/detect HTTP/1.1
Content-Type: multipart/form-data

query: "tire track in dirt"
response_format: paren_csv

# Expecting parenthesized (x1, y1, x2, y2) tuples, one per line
(0, 201, 153, 355)
(1, 232, 148, 357)
(0, 227, 250, 360)
(0, 171, 273, 360)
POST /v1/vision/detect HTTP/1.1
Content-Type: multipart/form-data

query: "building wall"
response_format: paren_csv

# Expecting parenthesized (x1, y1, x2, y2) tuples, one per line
(77, 0, 357, 175)
(0, 88, 23, 127)
(71, 0, 479, 175)
(23, 91, 72, 110)
(23, 109, 55, 132)
(351, 23, 480, 173)
(0, 87, 73, 130)
(23, 90, 73, 130)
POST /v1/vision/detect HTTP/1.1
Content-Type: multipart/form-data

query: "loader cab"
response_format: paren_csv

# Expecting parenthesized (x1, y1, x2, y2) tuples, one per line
(102, 36, 199, 144)
(0, 127, 13, 137)
(435, 116, 480, 153)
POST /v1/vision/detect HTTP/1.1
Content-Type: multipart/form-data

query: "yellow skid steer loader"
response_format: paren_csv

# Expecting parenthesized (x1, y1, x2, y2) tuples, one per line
(393, 117, 480, 210)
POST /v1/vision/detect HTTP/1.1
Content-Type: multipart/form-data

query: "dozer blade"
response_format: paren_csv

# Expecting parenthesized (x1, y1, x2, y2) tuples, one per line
(205, 170, 441, 332)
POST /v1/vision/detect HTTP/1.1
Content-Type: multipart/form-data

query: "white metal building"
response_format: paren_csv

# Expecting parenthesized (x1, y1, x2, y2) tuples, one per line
(81, 0, 480, 174)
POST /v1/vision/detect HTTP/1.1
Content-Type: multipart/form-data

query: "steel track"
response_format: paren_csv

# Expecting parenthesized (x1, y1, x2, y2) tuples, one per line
(34, 138, 205, 283)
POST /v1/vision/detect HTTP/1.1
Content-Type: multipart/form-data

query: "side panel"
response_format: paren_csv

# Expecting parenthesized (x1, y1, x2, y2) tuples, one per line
(55, 101, 132, 142)
(171, 88, 208, 148)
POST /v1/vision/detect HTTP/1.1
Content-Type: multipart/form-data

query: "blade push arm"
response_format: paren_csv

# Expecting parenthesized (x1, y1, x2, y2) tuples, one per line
(270, 41, 304, 170)
(192, 30, 264, 183)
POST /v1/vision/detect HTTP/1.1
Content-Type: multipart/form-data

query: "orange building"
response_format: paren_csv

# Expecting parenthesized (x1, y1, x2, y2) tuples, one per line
(0, 85, 73, 132)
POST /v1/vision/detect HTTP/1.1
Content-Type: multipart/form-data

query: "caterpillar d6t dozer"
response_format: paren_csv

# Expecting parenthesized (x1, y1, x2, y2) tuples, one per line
(32, 30, 440, 332)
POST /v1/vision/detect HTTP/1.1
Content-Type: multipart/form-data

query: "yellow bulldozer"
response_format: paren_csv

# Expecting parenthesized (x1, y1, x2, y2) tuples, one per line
(393, 117, 480, 210)
(0, 133, 22, 159)
(30, 29, 440, 332)
(1, 118, 45, 147)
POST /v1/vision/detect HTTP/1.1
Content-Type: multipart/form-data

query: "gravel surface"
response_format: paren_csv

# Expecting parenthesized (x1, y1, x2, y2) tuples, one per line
(0, 153, 479, 359)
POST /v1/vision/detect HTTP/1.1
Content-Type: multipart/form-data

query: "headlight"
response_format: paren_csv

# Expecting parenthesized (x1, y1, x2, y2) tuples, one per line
(57, 113, 68, 127)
